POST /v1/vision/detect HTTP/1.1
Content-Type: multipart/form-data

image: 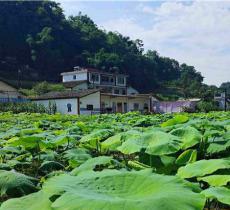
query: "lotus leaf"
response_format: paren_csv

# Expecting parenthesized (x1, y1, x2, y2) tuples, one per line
(0, 170, 38, 196)
(198, 175, 230, 187)
(0, 191, 52, 210)
(43, 170, 205, 210)
(201, 187, 230, 205)
(177, 159, 230, 179)
(170, 126, 201, 149)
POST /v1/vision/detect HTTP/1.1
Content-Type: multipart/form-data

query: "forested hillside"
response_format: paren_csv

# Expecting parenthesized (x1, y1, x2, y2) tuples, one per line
(0, 1, 219, 97)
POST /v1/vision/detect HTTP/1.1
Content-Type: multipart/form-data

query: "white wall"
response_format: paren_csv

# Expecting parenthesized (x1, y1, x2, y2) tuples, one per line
(72, 82, 88, 91)
(35, 98, 78, 115)
(128, 98, 150, 112)
(79, 91, 101, 115)
(62, 72, 87, 82)
(101, 95, 150, 113)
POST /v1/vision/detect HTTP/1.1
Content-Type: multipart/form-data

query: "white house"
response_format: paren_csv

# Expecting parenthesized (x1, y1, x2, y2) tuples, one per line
(60, 66, 158, 114)
(32, 89, 101, 115)
(61, 66, 128, 95)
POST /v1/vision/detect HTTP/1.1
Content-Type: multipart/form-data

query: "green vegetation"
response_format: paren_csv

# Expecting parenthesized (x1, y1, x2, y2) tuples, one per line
(19, 81, 65, 97)
(0, 1, 223, 98)
(0, 111, 230, 209)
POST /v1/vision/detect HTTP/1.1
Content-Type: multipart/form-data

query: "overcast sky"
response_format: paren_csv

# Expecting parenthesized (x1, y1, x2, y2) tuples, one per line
(57, 0, 230, 86)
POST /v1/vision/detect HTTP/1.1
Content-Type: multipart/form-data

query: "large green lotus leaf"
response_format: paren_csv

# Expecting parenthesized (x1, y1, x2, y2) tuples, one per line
(161, 115, 189, 127)
(207, 140, 230, 154)
(170, 126, 201, 149)
(177, 159, 230, 179)
(100, 133, 123, 151)
(176, 149, 197, 166)
(49, 134, 75, 147)
(80, 129, 113, 148)
(101, 130, 142, 152)
(7, 135, 47, 149)
(63, 148, 92, 168)
(0, 170, 38, 196)
(201, 187, 230, 205)
(142, 132, 181, 156)
(118, 131, 181, 155)
(39, 161, 65, 174)
(0, 191, 52, 210)
(43, 170, 205, 210)
(198, 175, 230, 187)
(20, 128, 43, 135)
(71, 156, 118, 175)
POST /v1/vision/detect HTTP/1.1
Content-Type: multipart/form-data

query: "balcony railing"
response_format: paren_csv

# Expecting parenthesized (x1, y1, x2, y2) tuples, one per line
(100, 81, 115, 86)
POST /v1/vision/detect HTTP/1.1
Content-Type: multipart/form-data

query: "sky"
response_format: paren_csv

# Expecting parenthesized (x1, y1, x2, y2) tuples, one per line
(57, 0, 230, 86)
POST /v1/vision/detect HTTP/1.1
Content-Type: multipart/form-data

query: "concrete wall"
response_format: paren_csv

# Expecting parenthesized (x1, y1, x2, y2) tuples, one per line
(62, 72, 87, 82)
(35, 98, 78, 115)
(72, 82, 88, 91)
(79, 91, 101, 115)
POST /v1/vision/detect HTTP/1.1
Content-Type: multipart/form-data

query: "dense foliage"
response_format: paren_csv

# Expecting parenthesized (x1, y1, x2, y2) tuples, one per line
(0, 1, 214, 96)
(0, 111, 230, 209)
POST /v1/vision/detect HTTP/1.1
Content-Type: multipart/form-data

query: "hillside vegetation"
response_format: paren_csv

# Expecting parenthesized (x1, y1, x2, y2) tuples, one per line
(0, 1, 219, 98)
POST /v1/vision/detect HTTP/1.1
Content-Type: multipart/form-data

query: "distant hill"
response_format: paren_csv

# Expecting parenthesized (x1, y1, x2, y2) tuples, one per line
(0, 1, 218, 98)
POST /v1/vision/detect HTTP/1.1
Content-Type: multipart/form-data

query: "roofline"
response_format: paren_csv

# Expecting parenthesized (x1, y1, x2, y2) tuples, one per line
(31, 89, 100, 101)
(101, 93, 153, 99)
(60, 69, 128, 77)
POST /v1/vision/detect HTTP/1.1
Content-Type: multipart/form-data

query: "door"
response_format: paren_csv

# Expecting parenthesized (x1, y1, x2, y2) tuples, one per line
(117, 102, 122, 113)
(124, 102, 128, 113)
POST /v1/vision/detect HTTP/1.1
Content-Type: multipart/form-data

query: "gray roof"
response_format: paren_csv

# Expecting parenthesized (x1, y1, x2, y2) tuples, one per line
(31, 89, 100, 100)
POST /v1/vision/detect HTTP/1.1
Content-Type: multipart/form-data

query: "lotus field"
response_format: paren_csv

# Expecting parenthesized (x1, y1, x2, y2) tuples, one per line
(0, 111, 230, 210)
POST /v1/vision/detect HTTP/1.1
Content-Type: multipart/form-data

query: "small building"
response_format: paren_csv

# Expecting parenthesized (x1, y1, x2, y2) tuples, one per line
(32, 89, 100, 115)
(0, 80, 25, 102)
(153, 98, 201, 113)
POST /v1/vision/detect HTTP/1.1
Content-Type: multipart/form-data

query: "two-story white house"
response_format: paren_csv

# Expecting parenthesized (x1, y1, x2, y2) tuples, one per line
(60, 66, 157, 114)
(61, 66, 128, 95)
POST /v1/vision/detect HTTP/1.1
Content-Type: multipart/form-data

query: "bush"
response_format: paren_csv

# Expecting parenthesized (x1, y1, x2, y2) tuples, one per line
(195, 100, 219, 113)
(20, 82, 66, 97)
(0, 102, 48, 113)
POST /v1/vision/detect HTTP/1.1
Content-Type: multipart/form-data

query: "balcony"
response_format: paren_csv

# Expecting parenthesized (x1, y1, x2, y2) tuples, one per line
(100, 81, 115, 86)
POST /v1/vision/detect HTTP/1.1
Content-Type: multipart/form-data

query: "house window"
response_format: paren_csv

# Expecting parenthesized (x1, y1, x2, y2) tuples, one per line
(133, 103, 139, 111)
(87, 104, 93, 110)
(73, 75, 77, 80)
(67, 103, 72, 112)
(90, 73, 99, 82)
(114, 89, 119, 94)
(122, 89, 126, 95)
(117, 76, 125, 85)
